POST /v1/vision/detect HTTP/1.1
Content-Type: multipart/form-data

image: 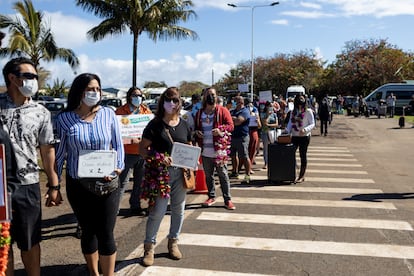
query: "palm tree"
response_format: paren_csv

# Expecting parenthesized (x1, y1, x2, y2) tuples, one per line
(0, 0, 79, 71)
(76, 0, 198, 87)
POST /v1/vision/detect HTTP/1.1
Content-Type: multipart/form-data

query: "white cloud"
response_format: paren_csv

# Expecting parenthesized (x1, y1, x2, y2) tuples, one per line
(282, 10, 335, 19)
(300, 2, 322, 10)
(271, 19, 289, 25)
(45, 11, 95, 48)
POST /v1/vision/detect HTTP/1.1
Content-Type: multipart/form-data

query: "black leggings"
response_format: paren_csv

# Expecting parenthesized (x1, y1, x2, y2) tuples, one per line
(66, 175, 120, 255)
(291, 135, 310, 167)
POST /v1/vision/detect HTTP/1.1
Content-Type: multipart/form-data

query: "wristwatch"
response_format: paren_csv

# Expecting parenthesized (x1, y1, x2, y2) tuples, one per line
(48, 184, 61, 191)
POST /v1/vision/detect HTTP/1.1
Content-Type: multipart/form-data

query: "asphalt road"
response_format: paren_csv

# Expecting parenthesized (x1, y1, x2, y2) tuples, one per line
(12, 113, 414, 276)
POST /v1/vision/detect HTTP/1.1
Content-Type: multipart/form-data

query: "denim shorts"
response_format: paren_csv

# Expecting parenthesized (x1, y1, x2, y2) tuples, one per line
(11, 184, 42, 251)
(230, 135, 250, 158)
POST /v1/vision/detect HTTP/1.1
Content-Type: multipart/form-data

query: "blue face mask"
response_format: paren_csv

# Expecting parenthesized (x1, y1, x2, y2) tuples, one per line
(131, 96, 142, 107)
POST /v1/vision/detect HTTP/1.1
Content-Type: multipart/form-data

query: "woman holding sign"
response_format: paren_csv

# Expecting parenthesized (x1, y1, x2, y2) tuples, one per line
(55, 73, 124, 276)
(115, 86, 152, 216)
(139, 87, 192, 267)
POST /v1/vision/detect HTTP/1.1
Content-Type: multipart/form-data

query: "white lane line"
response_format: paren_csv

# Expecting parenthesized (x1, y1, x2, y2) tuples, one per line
(180, 234, 414, 259)
(308, 149, 351, 153)
(237, 175, 374, 183)
(307, 163, 362, 167)
(305, 177, 374, 183)
(231, 186, 383, 194)
(141, 266, 277, 276)
(309, 146, 348, 149)
(197, 212, 413, 231)
(307, 157, 358, 161)
(308, 153, 354, 157)
(307, 169, 368, 174)
(215, 197, 396, 209)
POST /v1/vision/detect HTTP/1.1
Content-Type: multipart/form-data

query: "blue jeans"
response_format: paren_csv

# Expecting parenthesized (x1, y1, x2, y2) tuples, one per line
(261, 131, 270, 166)
(118, 154, 144, 209)
(202, 156, 231, 202)
(144, 167, 187, 244)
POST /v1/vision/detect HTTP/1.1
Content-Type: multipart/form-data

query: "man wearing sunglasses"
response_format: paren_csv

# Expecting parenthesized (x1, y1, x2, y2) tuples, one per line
(1, 57, 62, 276)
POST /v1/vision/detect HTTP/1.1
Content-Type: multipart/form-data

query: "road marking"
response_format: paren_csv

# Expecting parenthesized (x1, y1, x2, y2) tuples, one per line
(308, 149, 351, 153)
(242, 175, 375, 183)
(231, 186, 383, 194)
(305, 177, 375, 183)
(307, 157, 358, 161)
(307, 169, 368, 174)
(197, 212, 413, 231)
(179, 234, 414, 259)
(309, 146, 348, 150)
(308, 153, 354, 157)
(307, 163, 362, 167)
(141, 266, 277, 276)
(215, 197, 396, 209)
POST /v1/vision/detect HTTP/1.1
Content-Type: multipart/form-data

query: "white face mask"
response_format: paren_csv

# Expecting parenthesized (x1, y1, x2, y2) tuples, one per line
(18, 79, 38, 97)
(82, 91, 101, 107)
(131, 96, 142, 107)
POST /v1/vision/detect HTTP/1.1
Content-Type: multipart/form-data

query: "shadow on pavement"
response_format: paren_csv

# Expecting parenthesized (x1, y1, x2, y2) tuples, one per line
(343, 193, 414, 202)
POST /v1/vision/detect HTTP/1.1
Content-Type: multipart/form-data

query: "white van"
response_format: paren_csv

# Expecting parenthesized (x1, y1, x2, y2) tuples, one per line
(286, 85, 306, 100)
(364, 83, 414, 114)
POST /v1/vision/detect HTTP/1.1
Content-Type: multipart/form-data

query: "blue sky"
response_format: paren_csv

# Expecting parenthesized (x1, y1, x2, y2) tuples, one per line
(1, 0, 414, 89)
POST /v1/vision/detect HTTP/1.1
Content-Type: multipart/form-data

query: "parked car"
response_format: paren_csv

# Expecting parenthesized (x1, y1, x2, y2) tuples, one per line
(101, 98, 122, 110)
(44, 100, 67, 131)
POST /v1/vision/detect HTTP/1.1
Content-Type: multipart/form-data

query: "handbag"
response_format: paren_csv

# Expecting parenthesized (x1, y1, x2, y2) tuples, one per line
(182, 168, 195, 189)
(268, 129, 277, 144)
(277, 134, 292, 144)
(79, 176, 119, 196)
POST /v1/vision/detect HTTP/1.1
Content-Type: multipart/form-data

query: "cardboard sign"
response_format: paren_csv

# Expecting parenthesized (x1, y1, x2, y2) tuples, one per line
(78, 150, 116, 178)
(0, 144, 9, 221)
(117, 114, 154, 139)
(171, 142, 201, 170)
(259, 90, 273, 103)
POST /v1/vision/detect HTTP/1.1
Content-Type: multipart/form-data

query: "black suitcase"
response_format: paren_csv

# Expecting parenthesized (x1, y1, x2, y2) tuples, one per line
(268, 143, 296, 183)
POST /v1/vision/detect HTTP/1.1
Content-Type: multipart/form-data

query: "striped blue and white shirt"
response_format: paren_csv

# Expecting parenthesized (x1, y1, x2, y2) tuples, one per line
(55, 106, 124, 180)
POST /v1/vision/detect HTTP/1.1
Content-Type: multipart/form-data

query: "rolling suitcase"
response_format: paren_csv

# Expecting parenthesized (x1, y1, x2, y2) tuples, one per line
(268, 143, 296, 183)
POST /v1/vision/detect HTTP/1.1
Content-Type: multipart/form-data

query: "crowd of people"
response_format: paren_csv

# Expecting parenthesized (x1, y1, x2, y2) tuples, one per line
(1, 56, 319, 275)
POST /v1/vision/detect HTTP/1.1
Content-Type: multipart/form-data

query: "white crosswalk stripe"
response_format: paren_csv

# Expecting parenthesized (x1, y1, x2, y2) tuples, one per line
(179, 234, 414, 259)
(197, 212, 413, 230)
(141, 267, 277, 276)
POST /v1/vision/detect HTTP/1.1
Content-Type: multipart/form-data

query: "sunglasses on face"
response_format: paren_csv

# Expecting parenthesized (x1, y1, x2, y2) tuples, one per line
(165, 97, 180, 104)
(131, 95, 142, 98)
(13, 72, 38, 80)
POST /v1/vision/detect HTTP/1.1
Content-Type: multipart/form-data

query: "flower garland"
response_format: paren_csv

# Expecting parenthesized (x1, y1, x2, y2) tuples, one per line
(141, 149, 170, 207)
(291, 108, 305, 131)
(213, 125, 232, 165)
(0, 222, 10, 275)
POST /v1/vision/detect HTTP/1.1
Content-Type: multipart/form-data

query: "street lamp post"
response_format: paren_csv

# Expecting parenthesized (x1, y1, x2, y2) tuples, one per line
(228, 2, 279, 102)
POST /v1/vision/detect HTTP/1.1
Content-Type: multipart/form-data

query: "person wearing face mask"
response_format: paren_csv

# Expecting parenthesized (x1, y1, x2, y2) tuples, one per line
(285, 94, 315, 183)
(115, 87, 152, 216)
(1, 57, 63, 276)
(194, 87, 235, 210)
(260, 101, 278, 170)
(55, 73, 124, 275)
(139, 87, 192, 266)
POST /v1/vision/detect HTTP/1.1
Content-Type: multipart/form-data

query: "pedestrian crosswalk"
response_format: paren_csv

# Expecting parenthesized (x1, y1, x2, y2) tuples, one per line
(118, 145, 414, 275)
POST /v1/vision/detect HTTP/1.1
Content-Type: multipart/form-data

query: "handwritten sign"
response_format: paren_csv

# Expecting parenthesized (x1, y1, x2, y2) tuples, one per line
(117, 114, 154, 139)
(78, 150, 116, 178)
(259, 90, 273, 103)
(171, 142, 201, 170)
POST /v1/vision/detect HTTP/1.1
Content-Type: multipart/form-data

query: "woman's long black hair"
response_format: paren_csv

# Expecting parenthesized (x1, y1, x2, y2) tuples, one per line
(65, 73, 101, 111)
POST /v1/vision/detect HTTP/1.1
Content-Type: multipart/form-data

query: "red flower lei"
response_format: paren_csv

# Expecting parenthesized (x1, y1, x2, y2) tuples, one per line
(291, 108, 305, 131)
(213, 125, 232, 165)
(141, 149, 170, 207)
(0, 222, 11, 275)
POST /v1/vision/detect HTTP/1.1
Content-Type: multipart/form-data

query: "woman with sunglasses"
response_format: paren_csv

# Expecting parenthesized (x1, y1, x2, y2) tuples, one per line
(139, 87, 192, 266)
